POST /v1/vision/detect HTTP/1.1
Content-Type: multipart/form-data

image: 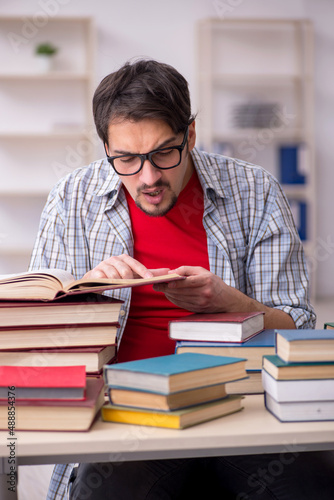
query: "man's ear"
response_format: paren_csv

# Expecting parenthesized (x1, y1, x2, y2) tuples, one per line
(187, 121, 196, 152)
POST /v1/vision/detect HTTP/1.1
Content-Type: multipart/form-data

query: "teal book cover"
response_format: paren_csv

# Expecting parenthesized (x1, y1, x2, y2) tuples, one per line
(104, 352, 246, 376)
(263, 354, 334, 368)
(276, 330, 334, 342)
(104, 353, 247, 394)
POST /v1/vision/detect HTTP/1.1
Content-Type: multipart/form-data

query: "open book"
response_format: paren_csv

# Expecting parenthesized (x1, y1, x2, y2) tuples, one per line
(0, 269, 184, 301)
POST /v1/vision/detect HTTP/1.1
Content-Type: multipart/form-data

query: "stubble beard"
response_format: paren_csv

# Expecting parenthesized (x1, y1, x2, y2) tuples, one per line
(135, 181, 178, 217)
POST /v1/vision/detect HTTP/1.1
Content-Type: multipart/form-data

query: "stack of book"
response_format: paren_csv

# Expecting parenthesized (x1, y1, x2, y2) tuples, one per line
(0, 293, 122, 377)
(262, 329, 334, 422)
(0, 268, 182, 377)
(101, 353, 246, 429)
(0, 365, 105, 431)
(170, 312, 271, 394)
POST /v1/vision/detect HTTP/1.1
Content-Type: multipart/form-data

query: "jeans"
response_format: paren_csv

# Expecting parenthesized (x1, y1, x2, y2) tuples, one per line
(69, 451, 334, 499)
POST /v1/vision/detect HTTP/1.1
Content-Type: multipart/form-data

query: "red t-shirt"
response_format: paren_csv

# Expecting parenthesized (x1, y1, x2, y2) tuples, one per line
(117, 171, 210, 362)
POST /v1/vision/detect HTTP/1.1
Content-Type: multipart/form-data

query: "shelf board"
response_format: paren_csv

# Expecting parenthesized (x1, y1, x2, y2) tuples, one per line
(0, 190, 50, 197)
(281, 184, 311, 198)
(212, 129, 305, 142)
(0, 15, 92, 22)
(206, 74, 307, 86)
(0, 247, 33, 257)
(0, 130, 91, 139)
(0, 72, 90, 81)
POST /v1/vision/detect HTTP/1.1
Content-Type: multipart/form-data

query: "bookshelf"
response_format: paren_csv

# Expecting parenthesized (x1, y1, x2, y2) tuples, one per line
(0, 16, 96, 274)
(196, 18, 316, 296)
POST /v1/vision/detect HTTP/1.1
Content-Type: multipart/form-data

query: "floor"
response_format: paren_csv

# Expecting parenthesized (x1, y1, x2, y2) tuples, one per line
(16, 297, 334, 500)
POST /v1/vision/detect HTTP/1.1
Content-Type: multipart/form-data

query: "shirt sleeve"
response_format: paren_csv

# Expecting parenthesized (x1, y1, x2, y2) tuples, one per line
(29, 183, 73, 274)
(247, 181, 316, 329)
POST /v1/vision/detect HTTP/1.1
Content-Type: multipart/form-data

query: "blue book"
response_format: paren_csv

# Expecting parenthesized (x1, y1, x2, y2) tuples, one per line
(176, 330, 276, 371)
(104, 353, 247, 394)
(275, 329, 334, 363)
(279, 145, 306, 184)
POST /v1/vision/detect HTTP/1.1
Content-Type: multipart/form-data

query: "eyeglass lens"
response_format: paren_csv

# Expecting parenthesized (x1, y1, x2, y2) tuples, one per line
(113, 147, 181, 175)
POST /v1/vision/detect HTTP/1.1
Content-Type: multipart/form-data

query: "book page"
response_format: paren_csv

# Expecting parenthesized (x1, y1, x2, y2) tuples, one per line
(66, 273, 184, 292)
(0, 268, 74, 288)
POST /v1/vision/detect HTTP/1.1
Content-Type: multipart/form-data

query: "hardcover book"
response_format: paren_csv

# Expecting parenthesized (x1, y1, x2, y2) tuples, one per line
(0, 377, 105, 431)
(0, 269, 183, 301)
(104, 353, 247, 395)
(0, 345, 116, 374)
(107, 382, 228, 411)
(262, 369, 334, 402)
(0, 323, 118, 350)
(0, 292, 123, 327)
(101, 395, 243, 429)
(275, 329, 334, 363)
(169, 312, 264, 343)
(264, 392, 334, 422)
(262, 354, 334, 380)
(225, 370, 263, 395)
(176, 329, 275, 370)
(0, 365, 86, 400)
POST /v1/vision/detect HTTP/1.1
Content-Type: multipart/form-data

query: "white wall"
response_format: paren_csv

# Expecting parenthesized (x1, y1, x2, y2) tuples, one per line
(1, 0, 334, 298)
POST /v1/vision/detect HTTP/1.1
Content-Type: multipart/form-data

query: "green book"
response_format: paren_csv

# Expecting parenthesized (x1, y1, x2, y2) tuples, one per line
(262, 354, 334, 380)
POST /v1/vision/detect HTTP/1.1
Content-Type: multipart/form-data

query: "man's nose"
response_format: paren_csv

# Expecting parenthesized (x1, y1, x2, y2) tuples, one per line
(138, 159, 162, 185)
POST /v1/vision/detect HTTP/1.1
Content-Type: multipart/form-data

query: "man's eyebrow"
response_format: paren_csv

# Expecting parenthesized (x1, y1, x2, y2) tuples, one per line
(112, 135, 178, 155)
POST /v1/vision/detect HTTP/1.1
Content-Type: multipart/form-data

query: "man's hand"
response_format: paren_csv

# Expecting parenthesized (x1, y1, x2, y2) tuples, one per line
(84, 254, 170, 280)
(153, 266, 234, 313)
(153, 265, 296, 329)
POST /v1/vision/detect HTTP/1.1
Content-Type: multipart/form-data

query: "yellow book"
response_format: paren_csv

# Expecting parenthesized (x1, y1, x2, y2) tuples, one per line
(101, 395, 243, 429)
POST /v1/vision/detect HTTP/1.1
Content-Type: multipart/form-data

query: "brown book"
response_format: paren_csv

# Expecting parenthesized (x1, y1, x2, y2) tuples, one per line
(225, 370, 263, 395)
(0, 345, 116, 374)
(0, 293, 123, 327)
(0, 268, 183, 301)
(0, 323, 118, 350)
(0, 377, 105, 431)
(108, 383, 228, 411)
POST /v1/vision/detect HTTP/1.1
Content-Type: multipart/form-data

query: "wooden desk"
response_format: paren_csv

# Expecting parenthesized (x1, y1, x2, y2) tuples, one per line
(1, 395, 334, 499)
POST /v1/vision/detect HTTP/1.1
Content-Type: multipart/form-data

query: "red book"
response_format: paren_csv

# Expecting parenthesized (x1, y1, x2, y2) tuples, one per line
(0, 365, 86, 400)
(169, 312, 264, 343)
(0, 377, 105, 431)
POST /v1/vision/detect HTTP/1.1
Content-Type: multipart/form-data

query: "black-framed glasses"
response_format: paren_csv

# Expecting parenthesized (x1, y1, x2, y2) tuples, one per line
(104, 127, 189, 176)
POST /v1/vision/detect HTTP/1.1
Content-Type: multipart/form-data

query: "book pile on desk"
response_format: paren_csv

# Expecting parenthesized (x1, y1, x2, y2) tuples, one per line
(170, 312, 271, 394)
(0, 269, 183, 376)
(101, 352, 246, 429)
(0, 292, 123, 377)
(0, 365, 105, 431)
(262, 329, 334, 422)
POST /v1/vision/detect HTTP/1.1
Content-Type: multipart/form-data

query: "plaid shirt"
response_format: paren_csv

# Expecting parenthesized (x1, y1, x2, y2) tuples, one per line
(30, 148, 315, 499)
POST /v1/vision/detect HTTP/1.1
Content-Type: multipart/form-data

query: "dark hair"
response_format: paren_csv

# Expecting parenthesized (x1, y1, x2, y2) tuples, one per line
(92, 59, 195, 146)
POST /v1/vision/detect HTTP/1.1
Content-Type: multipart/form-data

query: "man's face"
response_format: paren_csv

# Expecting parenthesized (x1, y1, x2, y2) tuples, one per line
(106, 118, 196, 217)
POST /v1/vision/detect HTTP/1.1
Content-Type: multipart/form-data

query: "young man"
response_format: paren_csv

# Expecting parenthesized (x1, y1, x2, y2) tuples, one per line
(30, 59, 333, 499)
